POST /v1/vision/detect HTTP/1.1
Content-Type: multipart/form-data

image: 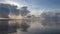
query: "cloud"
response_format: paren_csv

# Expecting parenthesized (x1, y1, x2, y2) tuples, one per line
(0, 3, 19, 18)
(40, 9, 60, 26)
(19, 6, 30, 16)
(0, 0, 21, 8)
(0, 2, 30, 18)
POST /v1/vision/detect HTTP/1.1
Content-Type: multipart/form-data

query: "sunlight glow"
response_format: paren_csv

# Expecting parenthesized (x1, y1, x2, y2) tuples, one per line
(0, 1, 23, 9)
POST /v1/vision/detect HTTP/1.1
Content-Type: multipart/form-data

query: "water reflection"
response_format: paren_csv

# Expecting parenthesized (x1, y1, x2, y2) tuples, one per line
(0, 19, 60, 34)
(0, 20, 9, 34)
(0, 19, 31, 34)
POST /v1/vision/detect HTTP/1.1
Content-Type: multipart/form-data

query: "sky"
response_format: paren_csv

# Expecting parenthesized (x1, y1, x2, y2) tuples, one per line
(0, 0, 60, 15)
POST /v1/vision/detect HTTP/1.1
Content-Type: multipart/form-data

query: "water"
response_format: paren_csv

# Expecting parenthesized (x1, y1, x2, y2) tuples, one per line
(0, 20, 60, 34)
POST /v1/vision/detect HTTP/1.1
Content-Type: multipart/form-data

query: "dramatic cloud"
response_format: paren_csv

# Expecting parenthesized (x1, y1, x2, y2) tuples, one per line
(40, 9, 60, 26)
(19, 7, 30, 16)
(0, 3, 30, 18)
(0, 3, 19, 18)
